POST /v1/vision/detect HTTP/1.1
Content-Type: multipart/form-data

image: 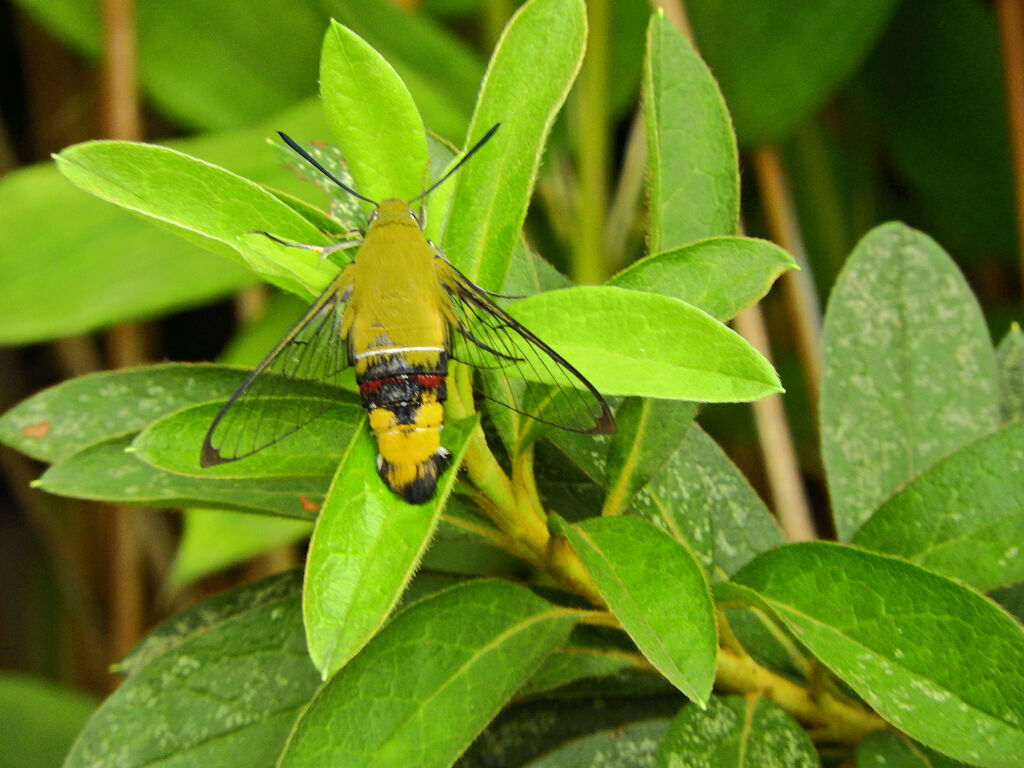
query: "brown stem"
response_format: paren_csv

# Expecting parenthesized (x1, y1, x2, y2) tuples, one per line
(996, 0, 1024, 304)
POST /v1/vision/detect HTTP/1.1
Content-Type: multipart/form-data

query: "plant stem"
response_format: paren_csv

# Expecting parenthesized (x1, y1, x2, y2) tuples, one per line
(716, 648, 886, 744)
(996, 0, 1024, 303)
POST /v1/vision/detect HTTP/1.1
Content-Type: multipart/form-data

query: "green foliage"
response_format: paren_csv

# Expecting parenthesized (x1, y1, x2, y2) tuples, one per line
(2, 3, 1022, 768)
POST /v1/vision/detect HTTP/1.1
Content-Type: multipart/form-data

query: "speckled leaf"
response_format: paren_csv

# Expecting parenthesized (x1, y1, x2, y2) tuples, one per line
(442, 0, 586, 290)
(997, 324, 1024, 424)
(280, 580, 578, 768)
(629, 423, 785, 582)
(522, 719, 670, 767)
(718, 543, 1024, 768)
(644, 12, 739, 253)
(554, 515, 717, 704)
(688, 0, 899, 146)
(602, 399, 698, 516)
(63, 576, 319, 768)
(117, 571, 303, 675)
(820, 222, 999, 541)
(608, 237, 797, 321)
(655, 695, 819, 768)
(132, 399, 362, 478)
(853, 421, 1024, 591)
(55, 141, 336, 300)
(304, 417, 476, 677)
(507, 286, 782, 401)
(319, 21, 427, 204)
(856, 731, 975, 768)
(36, 436, 326, 519)
(0, 364, 267, 463)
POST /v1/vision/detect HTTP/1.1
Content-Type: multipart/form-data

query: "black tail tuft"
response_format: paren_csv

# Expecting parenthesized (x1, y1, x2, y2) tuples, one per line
(378, 448, 452, 504)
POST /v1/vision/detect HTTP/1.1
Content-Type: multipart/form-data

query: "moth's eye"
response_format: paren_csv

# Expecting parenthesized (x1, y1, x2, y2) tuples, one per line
(408, 209, 420, 223)
(367, 209, 378, 225)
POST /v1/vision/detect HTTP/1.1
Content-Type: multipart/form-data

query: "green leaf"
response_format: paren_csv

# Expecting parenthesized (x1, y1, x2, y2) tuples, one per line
(303, 417, 477, 677)
(602, 399, 698, 516)
(54, 141, 336, 299)
(997, 324, 1024, 424)
(0, 364, 270, 463)
(64, 575, 319, 768)
(280, 580, 578, 768)
(171, 511, 312, 586)
(324, 0, 484, 143)
(522, 719, 671, 767)
(0, 99, 333, 344)
(507, 286, 783, 401)
(629, 423, 785, 581)
(0, 672, 97, 768)
(688, 0, 900, 145)
(36, 436, 326, 518)
(852, 421, 1024, 591)
(319, 21, 428, 203)
(117, 570, 303, 675)
(442, 0, 586, 290)
(133, 399, 362, 478)
(856, 731, 974, 768)
(554, 515, 717, 704)
(16, 0, 322, 130)
(0, 163, 251, 344)
(820, 222, 999, 541)
(655, 695, 820, 768)
(719, 542, 1024, 768)
(607, 236, 797, 321)
(644, 12, 739, 253)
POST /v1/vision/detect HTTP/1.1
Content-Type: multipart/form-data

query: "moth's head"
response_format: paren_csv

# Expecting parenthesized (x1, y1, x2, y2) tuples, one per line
(368, 198, 421, 229)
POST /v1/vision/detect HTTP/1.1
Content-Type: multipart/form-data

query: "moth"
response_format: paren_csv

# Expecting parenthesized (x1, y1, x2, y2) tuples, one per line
(201, 126, 614, 503)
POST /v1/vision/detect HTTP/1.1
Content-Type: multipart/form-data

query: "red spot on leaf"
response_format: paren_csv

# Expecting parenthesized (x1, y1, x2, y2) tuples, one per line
(21, 421, 50, 438)
(298, 495, 320, 512)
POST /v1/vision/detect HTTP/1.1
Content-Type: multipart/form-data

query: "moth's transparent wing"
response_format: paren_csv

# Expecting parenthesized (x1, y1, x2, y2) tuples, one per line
(437, 261, 614, 437)
(201, 268, 355, 466)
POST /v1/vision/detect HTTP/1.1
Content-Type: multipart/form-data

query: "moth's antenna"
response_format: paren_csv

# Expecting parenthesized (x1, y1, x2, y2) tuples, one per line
(410, 123, 500, 203)
(278, 132, 378, 206)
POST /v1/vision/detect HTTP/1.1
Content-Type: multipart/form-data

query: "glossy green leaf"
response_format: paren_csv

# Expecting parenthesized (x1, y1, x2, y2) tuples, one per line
(719, 542, 1024, 767)
(554, 515, 717, 704)
(442, 0, 586, 291)
(997, 324, 1024, 424)
(0, 672, 97, 768)
(0, 99, 332, 344)
(853, 421, 1024, 591)
(15, 0, 323, 130)
(602, 399, 698, 516)
(323, 0, 483, 143)
(54, 141, 336, 300)
(688, 0, 900, 145)
(522, 719, 671, 767)
(171, 510, 311, 586)
(820, 223, 999, 540)
(507, 286, 782, 401)
(303, 417, 476, 677)
(856, 731, 974, 768)
(36, 436, 326, 518)
(319, 21, 428, 203)
(0, 364, 269, 463)
(608, 237, 797, 321)
(64, 575, 319, 768)
(133, 399, 362, 478)
(644, 12, 739, 253)
(629, 423, 785, 582)
(655, 695, 819, 768)
(280, 580, 578, 768)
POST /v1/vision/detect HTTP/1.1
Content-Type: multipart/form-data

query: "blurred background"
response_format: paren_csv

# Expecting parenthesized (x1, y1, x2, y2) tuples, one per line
(0, 0, 1020, 758)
